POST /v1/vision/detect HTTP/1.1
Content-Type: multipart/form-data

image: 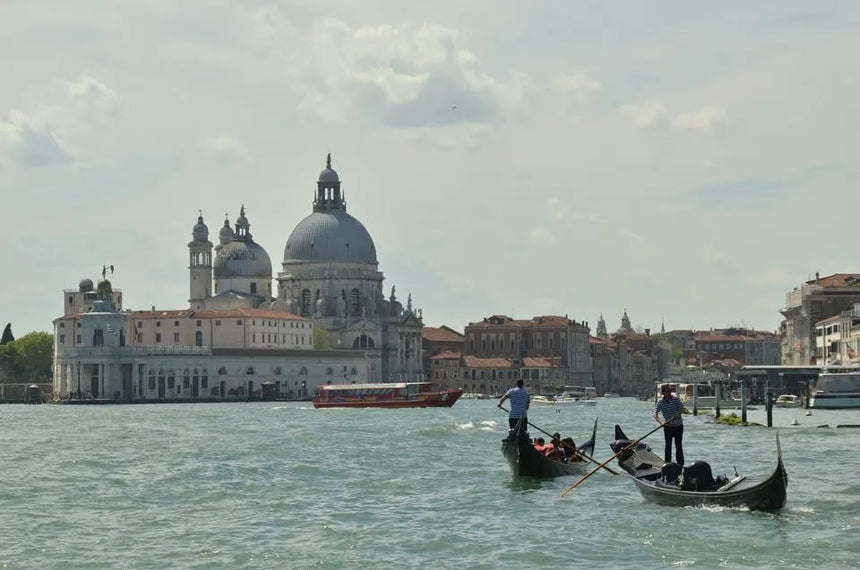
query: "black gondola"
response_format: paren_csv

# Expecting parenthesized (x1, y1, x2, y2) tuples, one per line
(501, 419, 597, 478)
(609, 425, 788, 511)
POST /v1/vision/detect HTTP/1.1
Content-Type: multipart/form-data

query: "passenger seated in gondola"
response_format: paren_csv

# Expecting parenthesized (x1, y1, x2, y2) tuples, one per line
(560, 437, 581, 462)
(544, 433, 565, 462)
(532, 437, 547, 451)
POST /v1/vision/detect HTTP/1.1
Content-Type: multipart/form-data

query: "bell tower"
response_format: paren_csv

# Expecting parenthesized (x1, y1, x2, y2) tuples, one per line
(188, 211, 213, 309)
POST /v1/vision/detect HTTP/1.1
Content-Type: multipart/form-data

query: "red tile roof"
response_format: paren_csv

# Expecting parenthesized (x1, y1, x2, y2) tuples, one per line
(806, 273, 860, 287)
(462, 355, 512, 368)
(430, 351, 461, 360)
(422, 325, 465, 343)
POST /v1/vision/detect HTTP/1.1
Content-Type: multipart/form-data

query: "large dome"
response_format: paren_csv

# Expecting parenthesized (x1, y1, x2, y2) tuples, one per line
(284, 209, 377, 264)
(214, 241, 272, 277)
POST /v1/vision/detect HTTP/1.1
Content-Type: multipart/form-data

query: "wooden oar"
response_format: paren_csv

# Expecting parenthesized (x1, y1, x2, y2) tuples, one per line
(560, 410, 682, 498)
(498, 405, 619, 475)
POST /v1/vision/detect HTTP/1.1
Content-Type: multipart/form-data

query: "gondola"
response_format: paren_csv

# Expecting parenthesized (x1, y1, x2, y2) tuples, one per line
(609, 425, 788, 511)
(501, 419, 597, 478)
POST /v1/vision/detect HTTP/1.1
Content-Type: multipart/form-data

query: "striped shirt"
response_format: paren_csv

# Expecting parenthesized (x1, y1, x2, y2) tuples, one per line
(505, 387, 530, 418)
(655, 395, 684, 427)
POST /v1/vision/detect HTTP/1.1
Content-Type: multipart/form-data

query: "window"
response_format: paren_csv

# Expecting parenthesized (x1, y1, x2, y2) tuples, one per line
(196, 320, 201, 327)
(218, 366, 227, 375)
(155, 333, 161, 343)
(167, 371, 175, 389)
(148, 370, 155, 390)
(326, 367, 333, 375)
(93, 329, 104, 346)
(59, 335, 65, 343)
(215, 320, 221, 326)
(301, 289, 312, 316)
(350, 288, 360, 315)
(174, 333, 179, 342)
(59, 322, 65, 329)
(156, 321, 161, 327)
(137, 322, 142, 329)
(183, 370, 190, 389)
(350, 367, 357, 375)
(136, 333, 142, 343)
(174, 321, 179, 326)
(68, 296, 73, 305)
(237, 320, 243, 325)
(77, 322, 81, 328)
(76, 335, 81, 344)
(201, 370, 208, 389)
(250, 282, 257, 294)
(246, 367, 255, 375)
(274, 367, 282, 375)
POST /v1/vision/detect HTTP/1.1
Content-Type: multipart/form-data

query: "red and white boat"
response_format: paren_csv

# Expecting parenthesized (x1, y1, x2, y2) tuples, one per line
(312, 382, 464, 409)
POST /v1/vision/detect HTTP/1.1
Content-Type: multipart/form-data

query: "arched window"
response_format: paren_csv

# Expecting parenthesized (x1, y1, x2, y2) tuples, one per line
(167, 369, 175, 390)
(350, 288, 360, 315)
(246, 367, 255, 375)
(301, 289, 312, 316)
(218, 366, 227, 375)
(352, 334, 375, 348)
(326, 367, 333, 375)
(148, 369, 156, 391)
(201, 369, 208, 389)
(195, 331, 203, 346)
(299, 367, 308, 376)
(350, 367, 357, 375)
(273, 367, 282, 375)
(183, 369, 191, 389)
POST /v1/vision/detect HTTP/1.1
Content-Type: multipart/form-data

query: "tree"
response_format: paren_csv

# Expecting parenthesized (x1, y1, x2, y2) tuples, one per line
(1, 323, 13, 345)
(313, 326, 332, 349)
(14, 332, 53, 381)
(0, 332, 53, 382)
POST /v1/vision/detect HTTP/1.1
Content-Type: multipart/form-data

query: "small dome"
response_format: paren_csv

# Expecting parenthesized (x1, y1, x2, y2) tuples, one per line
(219, 219, 234, 245)
(97, 279, 112, 295)
(284, 209, 377, 264)
(192, 215, 209, 242)
(214, 241, 272, 278)
(318, 153, 339, 183)
(79, 278, 94, 292)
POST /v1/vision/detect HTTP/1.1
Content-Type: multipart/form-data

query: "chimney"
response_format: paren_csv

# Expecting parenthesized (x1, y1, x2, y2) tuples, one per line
(816, 271, 820, 282)
(645, 328, 651, 336)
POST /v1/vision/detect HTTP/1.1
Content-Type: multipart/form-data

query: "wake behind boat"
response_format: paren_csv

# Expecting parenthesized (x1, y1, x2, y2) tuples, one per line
(501, 419, 597, 478)
(609, 425, 787, 511)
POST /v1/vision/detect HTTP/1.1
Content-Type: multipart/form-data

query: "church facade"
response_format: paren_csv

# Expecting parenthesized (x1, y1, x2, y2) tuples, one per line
(52, 155, 424, 401)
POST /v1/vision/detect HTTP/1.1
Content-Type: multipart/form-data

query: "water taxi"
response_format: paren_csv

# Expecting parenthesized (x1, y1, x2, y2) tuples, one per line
(655, 382, 742, 409)
(312, 382, 463, 409)
(774, 394, 801, 408)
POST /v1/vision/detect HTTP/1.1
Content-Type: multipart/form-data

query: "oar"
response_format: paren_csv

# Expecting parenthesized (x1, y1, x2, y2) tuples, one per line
(498, 405, 618, 475)
(560, 410, 682, 498)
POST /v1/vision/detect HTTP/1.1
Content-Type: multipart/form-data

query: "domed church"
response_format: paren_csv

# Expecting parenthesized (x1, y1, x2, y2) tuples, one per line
(187, 154, 424, 383)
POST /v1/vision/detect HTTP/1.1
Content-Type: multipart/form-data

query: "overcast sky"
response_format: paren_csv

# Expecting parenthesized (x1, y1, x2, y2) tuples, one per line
(2, 1, 858, 337)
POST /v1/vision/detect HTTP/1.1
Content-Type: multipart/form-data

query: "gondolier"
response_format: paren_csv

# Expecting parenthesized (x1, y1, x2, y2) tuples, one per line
(654, 384, 685, 465)
(498, 379, 530, 431)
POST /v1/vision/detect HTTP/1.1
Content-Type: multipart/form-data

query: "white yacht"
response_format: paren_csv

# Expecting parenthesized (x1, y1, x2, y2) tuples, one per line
(809, 370, 860, 409)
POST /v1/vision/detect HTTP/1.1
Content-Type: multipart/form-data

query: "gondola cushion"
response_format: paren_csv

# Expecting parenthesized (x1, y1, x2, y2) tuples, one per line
(661, 462, 682, 484)
(682, 461, 715, 491)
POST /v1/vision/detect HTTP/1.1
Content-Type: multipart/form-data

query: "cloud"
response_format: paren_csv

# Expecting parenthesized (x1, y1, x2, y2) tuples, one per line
(620, 101, 727, 133)
(529, 226, 556, 244)
(620, 101, 669, 129)
(547, 197, 567, 221)
(200, 135, 249, 161)
(258, 16, 531, 127)
(672, 105, 727, 132)
(553, 72, 602, 106)
(0, 75, 118, 167)
(621, 230, 658, 259)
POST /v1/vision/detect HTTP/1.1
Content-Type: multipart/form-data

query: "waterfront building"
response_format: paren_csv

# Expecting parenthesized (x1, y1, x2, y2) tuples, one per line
(52, 155, 424, 401)
(813, 302, 860, 365)
(462, 314, 592, 391)
(780, 273, 860, 364)
(422, 325, 465, 373)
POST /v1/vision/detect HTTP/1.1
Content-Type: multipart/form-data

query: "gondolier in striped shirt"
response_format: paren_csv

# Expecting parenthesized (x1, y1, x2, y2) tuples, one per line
(498, 379, 530, 431)
(654, 384, 684, 465)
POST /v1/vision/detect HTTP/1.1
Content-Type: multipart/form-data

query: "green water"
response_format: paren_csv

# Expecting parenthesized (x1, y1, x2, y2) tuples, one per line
(1, 399, 856, 569)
